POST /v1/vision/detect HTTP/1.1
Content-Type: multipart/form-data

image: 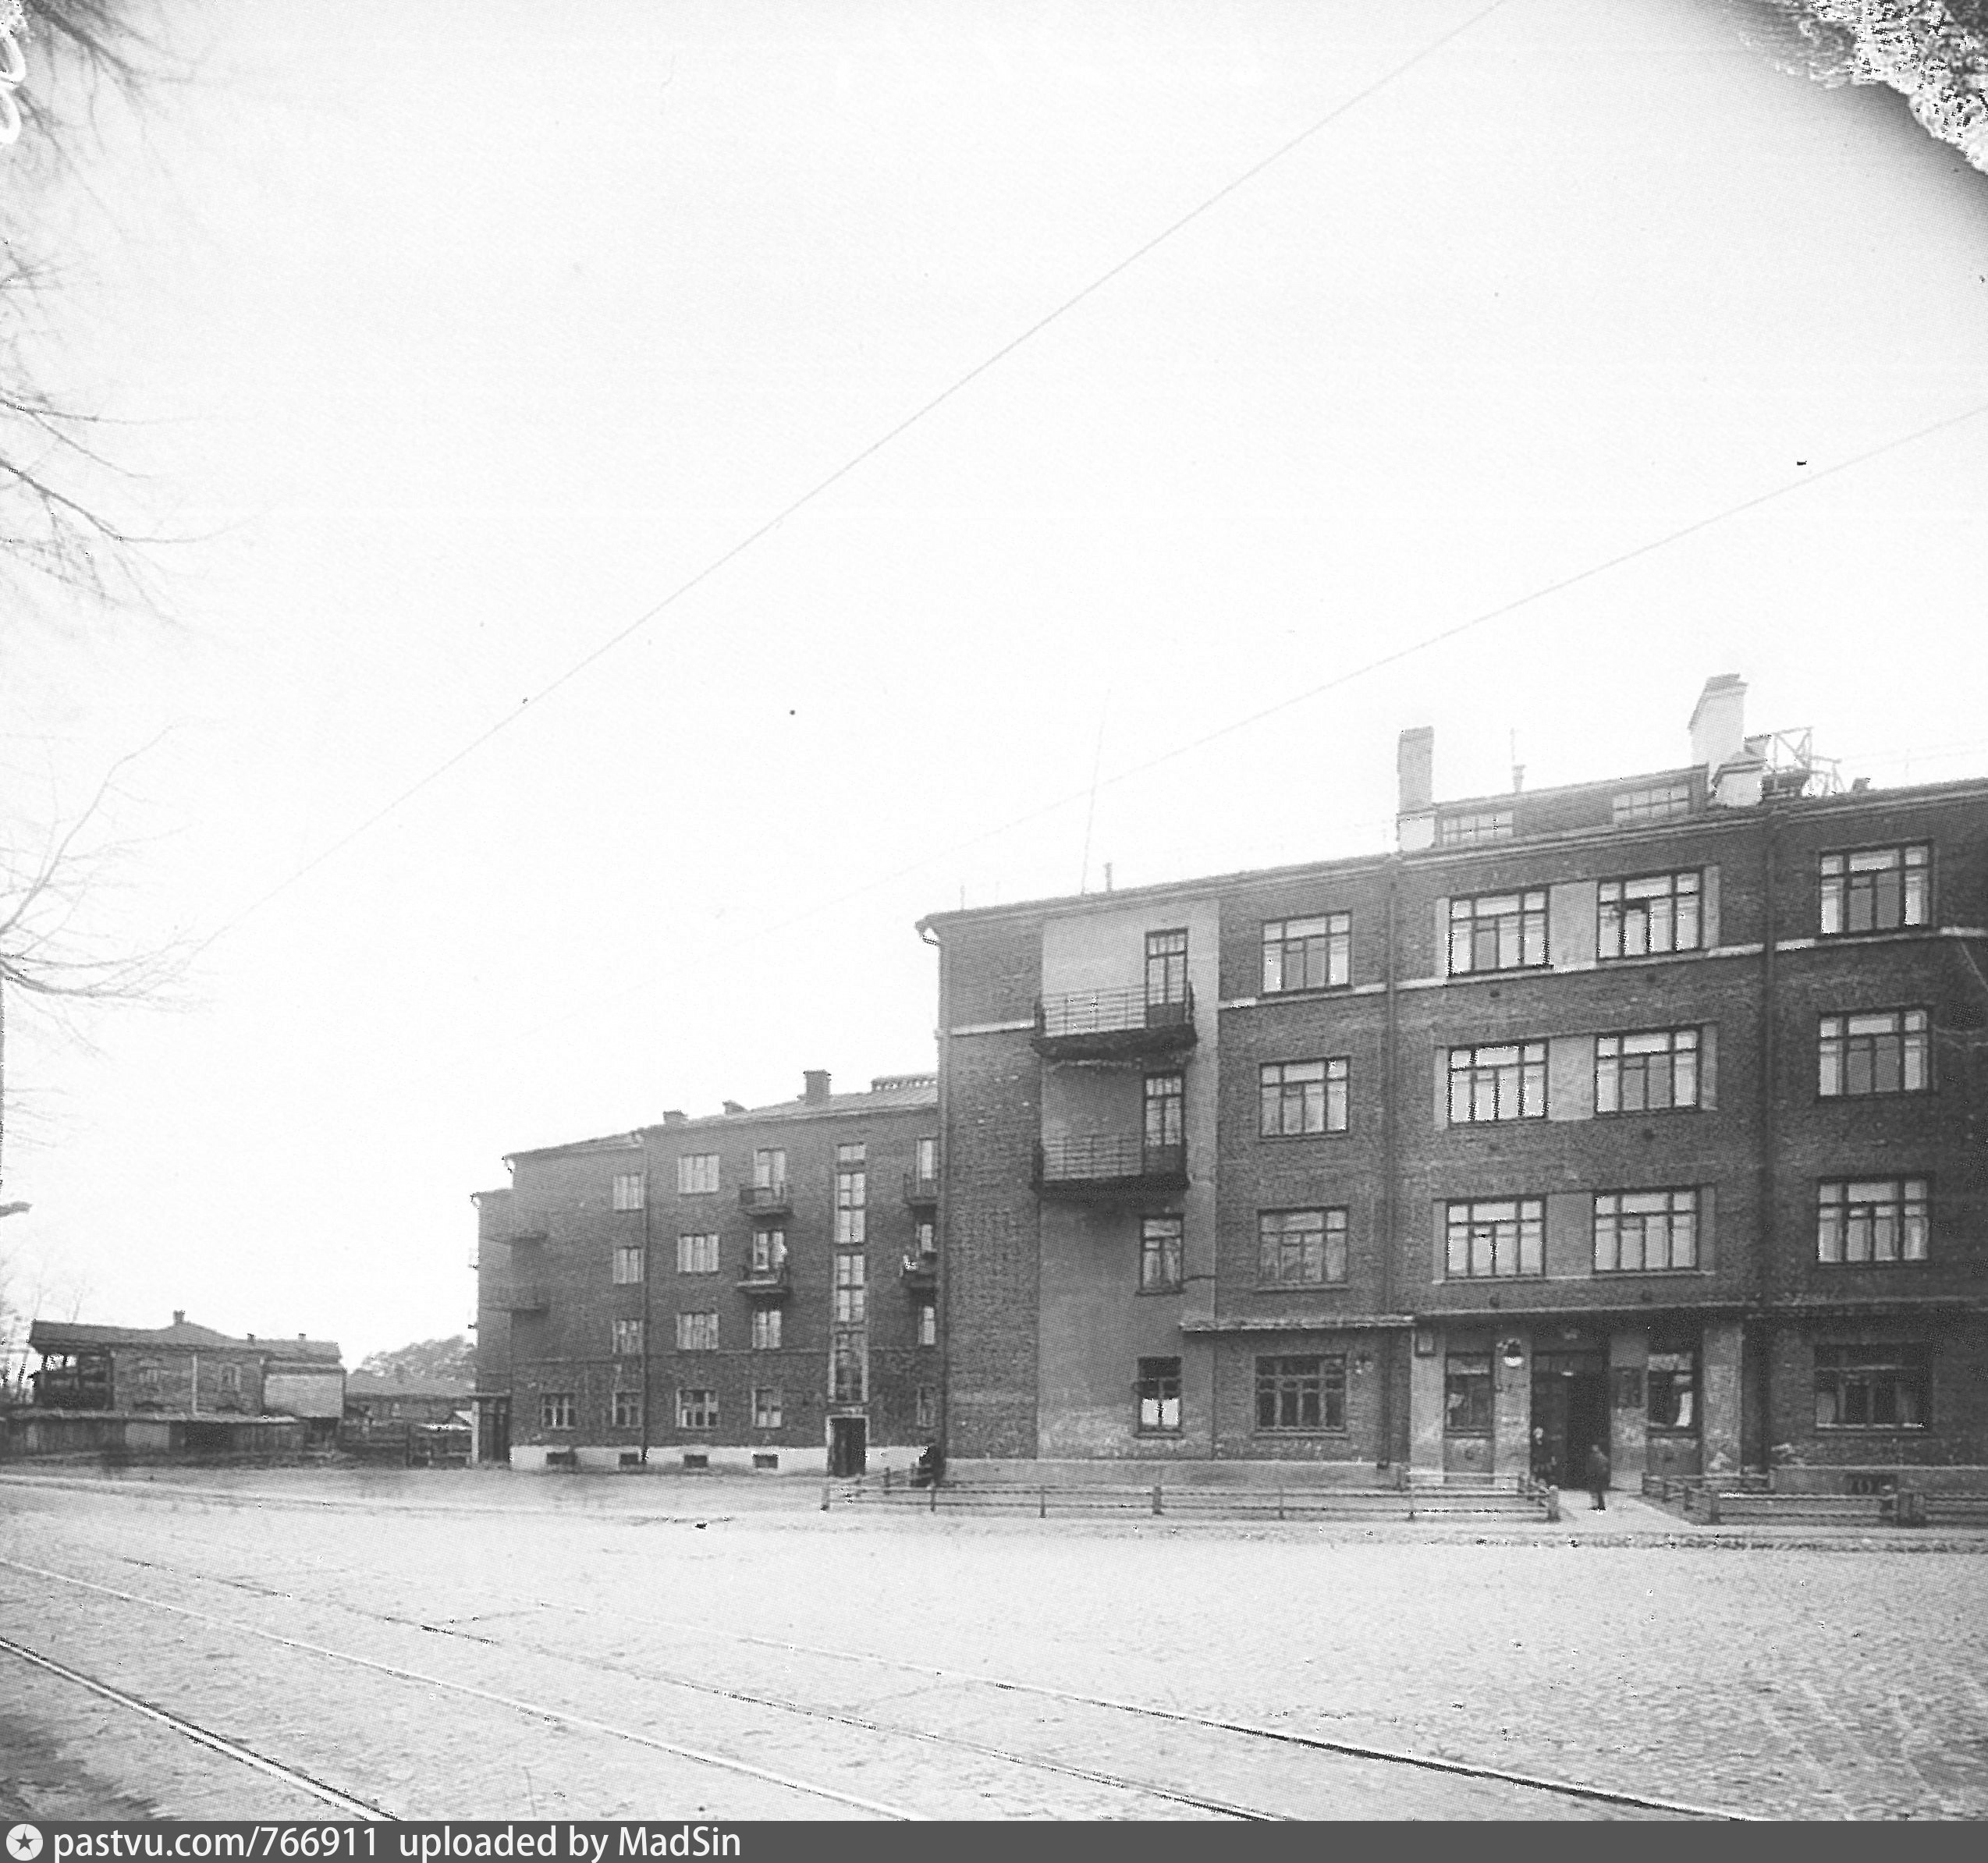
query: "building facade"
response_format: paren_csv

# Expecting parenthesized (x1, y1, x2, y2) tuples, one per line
(475, 1070, 942, 1474)
(921, 678, 1988, 1481)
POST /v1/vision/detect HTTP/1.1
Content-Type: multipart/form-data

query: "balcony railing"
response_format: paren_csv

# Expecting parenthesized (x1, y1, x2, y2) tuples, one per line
(903, 1170, 939, 1206)
(484, 1281, 550, 1311)
(737, 1258, 792, 1298)
(900, 1250, 939, 1287)
(1032, 985, 1197, 1059)
(1033, 1135, 1187, 1201)
(738, 1182, 792, 1216)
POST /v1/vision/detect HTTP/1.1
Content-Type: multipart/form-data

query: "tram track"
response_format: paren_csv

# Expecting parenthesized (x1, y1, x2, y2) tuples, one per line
(2, 1518, 1747, 1821)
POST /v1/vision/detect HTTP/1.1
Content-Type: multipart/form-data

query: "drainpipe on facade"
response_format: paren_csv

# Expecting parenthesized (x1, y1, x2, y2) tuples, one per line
(1754, 813, 1780, 1474)
(640, 1150, 654, 1467)
(921, 919, 948, 1459)
(1379, 864, 1400, 1468)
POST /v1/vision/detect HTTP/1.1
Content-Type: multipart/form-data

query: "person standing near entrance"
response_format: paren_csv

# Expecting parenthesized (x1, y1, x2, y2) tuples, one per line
(1585, 1441, 1610, 1511)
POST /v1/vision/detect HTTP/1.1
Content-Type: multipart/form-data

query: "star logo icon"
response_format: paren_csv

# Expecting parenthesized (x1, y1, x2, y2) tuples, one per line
(7, 1827, 44, 1862)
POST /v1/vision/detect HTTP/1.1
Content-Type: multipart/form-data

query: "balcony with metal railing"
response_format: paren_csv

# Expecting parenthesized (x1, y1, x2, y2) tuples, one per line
(903, 1169, 939, 1207)
(483, 1281, 550, 1312)
(1032, 985, 1197, 1060)
(738, 1181, 793, 1217)
(1033, 1135, 1187, 1202)
(900, 1250, 939, 1288)
(737, 1255, 792, 1299)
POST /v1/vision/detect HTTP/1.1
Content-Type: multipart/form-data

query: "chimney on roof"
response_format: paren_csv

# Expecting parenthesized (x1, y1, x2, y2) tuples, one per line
(803, 1069, 831, 1105)
(172, 1309, 185, 1326)
(722, 1100, 744, 1115)
(661, 1109, 686, 1127)
(1396, 726, 1436, 851)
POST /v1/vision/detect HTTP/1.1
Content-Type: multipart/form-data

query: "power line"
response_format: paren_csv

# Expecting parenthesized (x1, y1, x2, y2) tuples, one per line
(184, 0, 1511, 964)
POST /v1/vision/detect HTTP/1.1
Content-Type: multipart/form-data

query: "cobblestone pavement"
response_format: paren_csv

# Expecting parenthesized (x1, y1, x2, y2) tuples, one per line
(2, 1469, 1983, 1820)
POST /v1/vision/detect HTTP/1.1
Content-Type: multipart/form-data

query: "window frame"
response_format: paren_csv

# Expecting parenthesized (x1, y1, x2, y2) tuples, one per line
(1257, 1207, 1349, 1286)
(611, 1172, 646, 1212)
(1134, 1356, 1182, 1435)
(1592, 1187, 1700, 1274)
(676, 1386, 718, 1431)
(610, 1317, 644, 1357)
(752, 1385, 783, 1430)
(611, 1389, 643, 1430)
(750, 1306, 782, 1350)
(1259, 1056, 1350, 1137)
(1447, 1040, 1547, 1124)
(1817, 1008, 1930, 1098)
(1813, 1343, 1930, 1429)
(1447, 889, 1549, 977)
(540, 1391, 575, 1432)
(1818, 843, 1931, 937)
(918, 1300, 938, 1347)
(1138, 1214, 1184, 1293)
(1145, 928, 1189, 1007)
(1595, 1027, 1701, 1116)
(752, 1148, 787, 1190)
(1260, 912, 1351, 995)
(1816, 1178, 1929, 1265)
(1143, 1071, 1185, 1150)
(1253, 1354, 1347, 1433)
(1645, 1347, 1698, 1433)
(1443, 1353, 1492, 1436)
(1596, 869, 1702, 960)
(1443, 1197, 1546, 1279)
(612, 1243, 645, 1285)
(676, 1153, 719, 1195)
(674, 1310, 720, 1351)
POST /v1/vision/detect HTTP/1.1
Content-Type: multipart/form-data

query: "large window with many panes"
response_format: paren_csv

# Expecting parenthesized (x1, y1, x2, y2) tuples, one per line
(1814, 1343, 1929, 1428)
(1445, 1198, 1544, 1278)
(540, 1392, 574, 1431)
(1447, 1042, 1546, 1123)
(1597, 871, 1701, 959)
(611, 1389, 642, 1429)
(1819, 844, 1929, 935)
(1258, 1208, 1347, 1286)
(751, 1307, 781, 1350)
(1447, 891, 1547, 975)
(752, 1386, 783, 1429)
(676, 1388, 717, 1429)
(1261, 914, 1350, 993)
(1818, 1010, 1928, 1097)
(1144, 1073, 1184, 1152)
(1135, 1357, 1181, 1434)
(675, 1311, 719, 1350)
(1145, 928, 1188, 1007)
(676, 1233, 719, 1275)
(1592, 1188, 1699, 1272)
(1255, 1355, 1345, 1432)
(612, 1172, 645, 1212)
(612, 1244, 644, 1284)
(676, 1154, 719, 1194)
(1260, 1058, 1349, 1136)
(1444, 1353, 1492, 1435)
(1596, 1027, 1700, 1114)
(611, 1318, 644, 1356)
(1816, 1179, 1928, 1265)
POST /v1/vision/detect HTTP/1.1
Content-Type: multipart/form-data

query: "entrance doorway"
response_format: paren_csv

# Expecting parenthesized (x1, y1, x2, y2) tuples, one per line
(477, 1396, 510, 1464)
(829, 1414, 868, 1478)
(1530, 1352, 1607, 1488)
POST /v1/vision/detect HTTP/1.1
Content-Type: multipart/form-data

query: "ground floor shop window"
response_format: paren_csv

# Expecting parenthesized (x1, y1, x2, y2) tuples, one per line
(1254, 1354, 1345, 1432)
(1445, 1352, 1492, 1435)
(1646, 1349, 1697, 1430)
(1814, 1343, 1929, 1428)
(1136, 1357, 1181, 1434)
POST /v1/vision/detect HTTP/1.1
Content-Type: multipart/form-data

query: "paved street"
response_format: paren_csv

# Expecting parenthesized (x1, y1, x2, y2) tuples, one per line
(2, 1469, 1984, 1820)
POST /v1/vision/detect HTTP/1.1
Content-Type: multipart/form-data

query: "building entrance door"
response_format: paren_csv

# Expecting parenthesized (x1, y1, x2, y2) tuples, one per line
(829, 1415, 868, 1478)
(477, 1397, 510, 1464)
(1531, 1353, 1607, 1488)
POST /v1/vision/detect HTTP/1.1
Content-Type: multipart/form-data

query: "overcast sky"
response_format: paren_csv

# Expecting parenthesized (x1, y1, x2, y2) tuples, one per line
(4, 0, 1985, 1365)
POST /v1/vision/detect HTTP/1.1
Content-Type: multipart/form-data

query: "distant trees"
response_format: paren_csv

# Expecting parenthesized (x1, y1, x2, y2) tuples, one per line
(357, 1336, 476, 1384)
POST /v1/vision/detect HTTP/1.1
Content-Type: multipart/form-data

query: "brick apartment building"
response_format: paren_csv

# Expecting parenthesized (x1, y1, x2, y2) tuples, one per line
(918, 676, 1988, 1483)
(474, 1070, 941, 1474)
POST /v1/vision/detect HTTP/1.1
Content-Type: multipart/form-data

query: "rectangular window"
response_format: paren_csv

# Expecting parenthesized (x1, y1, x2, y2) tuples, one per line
(1261, 913, 1350, 994)
(1819, 844, 1929, 935)
(1139, 1215, 1183, 1292)
(540, 1392, 575, 1431)
(915, 1385, 936, 1431)
(612, 1172, 646, 1212)
(1447, 890, 1548, 975)
(831, 1328, 865, 1403)
(611, 1318, 644, 1357)
(750, 1228, 787, 1276)
(752, 1385, 783, 1430)
(611, 1389, 642, 1429)
(918, 1301, 938, 1347)
(1597, 870, 1702, 960)
(612, 1244, 645, 1285)
(217, 1362, 240, 1393)
(752, 1148, 787, 1190)
(676, 1387, 717, 1430)
(1817, 1179, 1929, 1265)
(1255, 1354, 1346, 1431)
(1135, 1356, 1181, 1434)
(1145, 928, 1188, 1006)
(1260, 1057, 1350, 1136)
(676, 1154, 719, 1194)
(1444, 1354, 1492, 1435)
(1445, 1198, 1545, 1278)
(912, 1217, 937, 1258)
(1595, 1027, 1700, 1114)
(676, 1232, 720, 1275)
(1646, 1349, 1698, 1431)
(751, 1307, 782, 1350)
(675, 1311, 719, 1351)
(1814, 1343, 1929, 1428)
(1447, 1042, 1546, 1123)
(914, 1136, 939, 1180)
(1819, 1010, 1929, 1097)
(832, 1250, 866, 1323)
(1612, 782, 1693, 825)
(834, 1166, 867, 1248)
(1593, 1188, 1699, 1272)
(1258, 1208, 1349, 1286)
(1438, 808, 1514, 846)
(836, 1141, 867, 1166)
(1144, 1072, 1184, 1150)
